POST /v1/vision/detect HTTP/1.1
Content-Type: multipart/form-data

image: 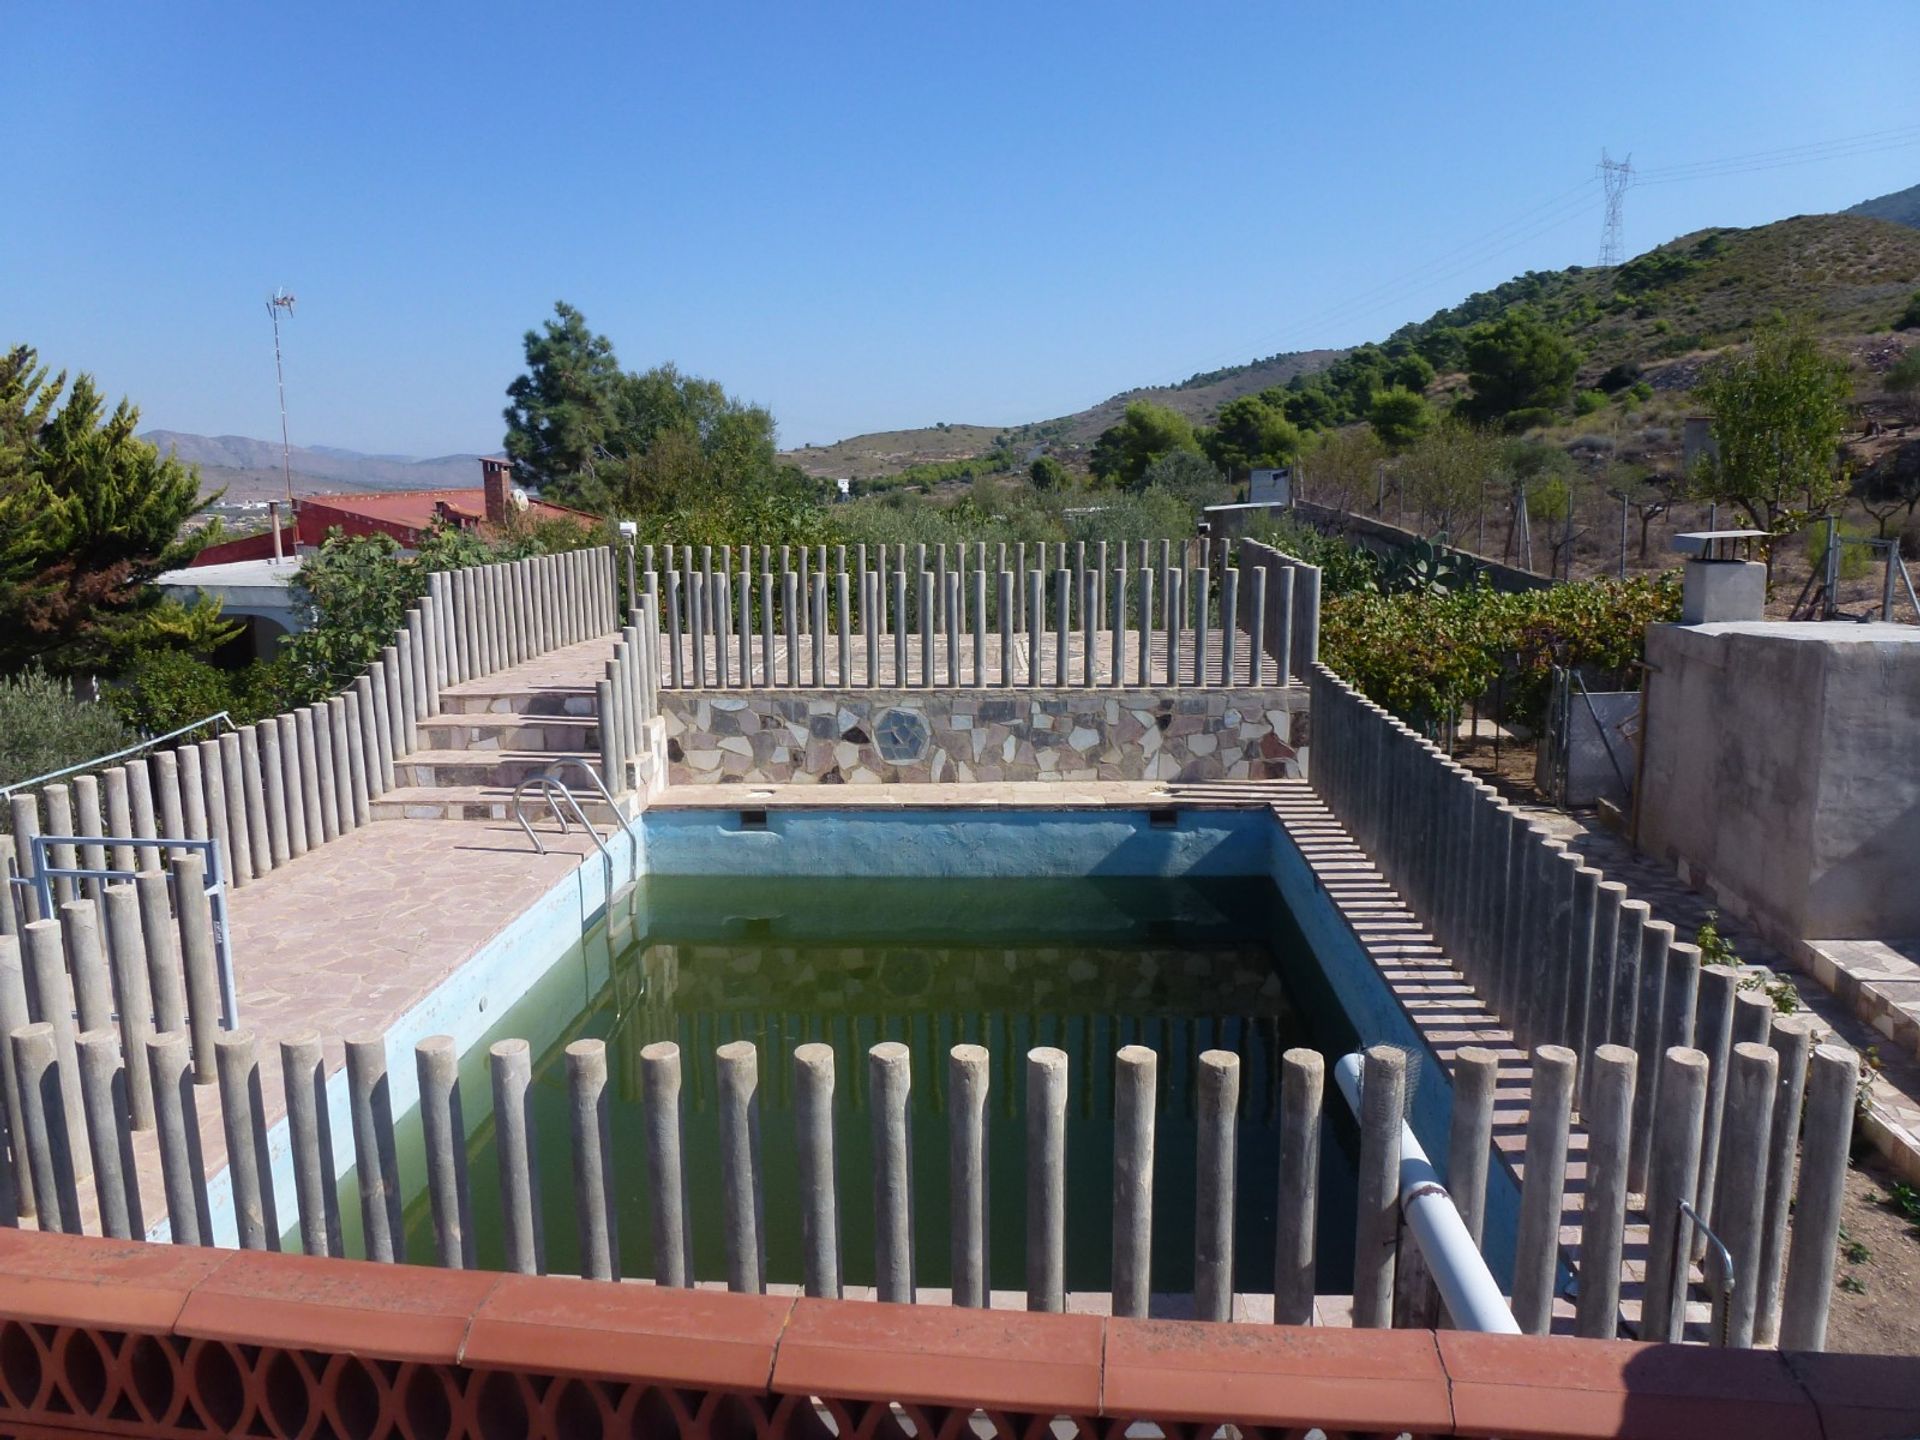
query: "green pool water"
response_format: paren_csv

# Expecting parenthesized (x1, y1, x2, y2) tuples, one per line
(396, 874, 1362, 1295)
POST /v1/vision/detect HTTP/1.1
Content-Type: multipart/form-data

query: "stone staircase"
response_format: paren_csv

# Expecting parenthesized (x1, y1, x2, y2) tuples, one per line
(370, 641, 652, 823)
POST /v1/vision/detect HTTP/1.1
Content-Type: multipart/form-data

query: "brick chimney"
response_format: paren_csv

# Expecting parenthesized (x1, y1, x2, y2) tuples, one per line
(481, 457, 513, 525)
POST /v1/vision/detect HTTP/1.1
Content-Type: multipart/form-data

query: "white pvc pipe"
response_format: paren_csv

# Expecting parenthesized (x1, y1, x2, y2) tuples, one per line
(1334, 1051, 1520, 1335)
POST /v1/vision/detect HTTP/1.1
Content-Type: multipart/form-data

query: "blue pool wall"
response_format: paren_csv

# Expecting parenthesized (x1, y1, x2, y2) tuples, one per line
(638, 806, 1275, 878)
(178, 803, 1525, 1300)
(1263, 822, 1523, 1290)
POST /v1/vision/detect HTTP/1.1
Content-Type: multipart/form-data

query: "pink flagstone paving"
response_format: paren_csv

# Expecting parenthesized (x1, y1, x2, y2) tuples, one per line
(103, 818, 604, 1239)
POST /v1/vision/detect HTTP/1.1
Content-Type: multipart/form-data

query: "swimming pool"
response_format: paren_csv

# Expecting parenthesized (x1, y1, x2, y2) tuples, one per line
(254, 802, 1519, 1296)
(395, 871, 1363, 1293)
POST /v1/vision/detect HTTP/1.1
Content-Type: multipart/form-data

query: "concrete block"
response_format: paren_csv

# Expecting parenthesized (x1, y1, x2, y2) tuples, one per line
(1680, 560, 1766, 624)
(1640, 620, 1920, 944)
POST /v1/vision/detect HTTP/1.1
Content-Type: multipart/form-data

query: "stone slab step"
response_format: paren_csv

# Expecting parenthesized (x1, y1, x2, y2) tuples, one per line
(437, 685, 598, 719)
(395, 748, 604, 789)
(368, 784, 630, 825)
(414, 712, 599, 753)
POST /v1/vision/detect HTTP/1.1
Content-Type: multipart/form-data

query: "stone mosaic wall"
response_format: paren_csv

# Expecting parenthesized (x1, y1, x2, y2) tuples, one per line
(661, 688, 1308, 785)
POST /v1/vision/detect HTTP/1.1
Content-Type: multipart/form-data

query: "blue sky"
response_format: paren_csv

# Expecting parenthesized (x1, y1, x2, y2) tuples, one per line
(5, 2, 1917, 457)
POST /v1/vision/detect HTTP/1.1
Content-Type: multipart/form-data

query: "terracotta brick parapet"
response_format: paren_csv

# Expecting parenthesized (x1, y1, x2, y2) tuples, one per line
(0, 1232, 1905, 1439)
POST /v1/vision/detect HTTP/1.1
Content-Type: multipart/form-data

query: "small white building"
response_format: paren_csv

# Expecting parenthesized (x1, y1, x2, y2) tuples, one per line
(154, 556, 305, 661)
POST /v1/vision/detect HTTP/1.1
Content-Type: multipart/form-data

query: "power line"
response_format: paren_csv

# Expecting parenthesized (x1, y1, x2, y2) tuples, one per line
(1150, 118, 1915, 392)
(1635, 133, 1920, 188)
(1635, 122, 1920, 180)
(1162, 179, 1602, 382)
(1241, 122, 1911, 358)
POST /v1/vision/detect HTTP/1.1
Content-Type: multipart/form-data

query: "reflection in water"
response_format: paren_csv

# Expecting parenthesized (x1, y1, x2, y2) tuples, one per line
(402, 875, 1361, 1294)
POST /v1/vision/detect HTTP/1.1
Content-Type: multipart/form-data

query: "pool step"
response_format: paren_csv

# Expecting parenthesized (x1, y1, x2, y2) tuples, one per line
(395, 748, 604, 790)
(403, 635, 656, 821)
(414, 713, 599, 753)
(369, 784, 633, 825)
(436, 684, 598, 719)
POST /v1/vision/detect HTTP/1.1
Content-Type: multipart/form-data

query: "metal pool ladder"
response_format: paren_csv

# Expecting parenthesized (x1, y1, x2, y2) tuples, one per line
(508, 759, 638, 900)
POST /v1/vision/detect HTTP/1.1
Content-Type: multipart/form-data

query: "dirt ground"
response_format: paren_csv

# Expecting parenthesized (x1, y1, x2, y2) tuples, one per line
(1454, 736, 1556, 811)
(1825, 1151, 1920, 1355)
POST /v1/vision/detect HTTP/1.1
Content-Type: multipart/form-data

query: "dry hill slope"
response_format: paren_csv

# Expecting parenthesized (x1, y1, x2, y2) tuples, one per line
(781, 348, 1341, 478)
(788, 210, 1920, 482)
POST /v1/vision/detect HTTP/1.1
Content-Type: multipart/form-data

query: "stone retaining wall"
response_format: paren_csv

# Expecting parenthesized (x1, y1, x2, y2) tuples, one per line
(661, 688, 1309, 785)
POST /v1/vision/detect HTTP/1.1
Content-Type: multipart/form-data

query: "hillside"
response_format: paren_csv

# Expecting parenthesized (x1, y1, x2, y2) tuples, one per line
(142, 431, 491, 503)
(783, 425, 1013, 480)
(1844, 181, 1920, 230)
(788, 211, 1920, 482)
(781, 348, 1341, 479)
(1393, 212, 1920, 383)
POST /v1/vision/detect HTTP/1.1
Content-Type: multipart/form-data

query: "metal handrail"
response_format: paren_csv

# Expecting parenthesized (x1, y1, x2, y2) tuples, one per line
(507, 771, 626, 900)
(14, 834, 240, 1028)
(1679, 1198, 1737, 1347)
(509, 776, 605, 860)
(508, 759, 636, 900)
(1333, 1051, 1520, 1334)
(0, 711, 238, 801)
(524, 776, 577, 838)
(543, 756, 640, 878)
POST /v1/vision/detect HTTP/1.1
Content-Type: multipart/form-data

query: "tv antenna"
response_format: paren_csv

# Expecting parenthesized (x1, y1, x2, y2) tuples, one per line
(266, 290, 297, 510)
(1597, 150, 1632, 266)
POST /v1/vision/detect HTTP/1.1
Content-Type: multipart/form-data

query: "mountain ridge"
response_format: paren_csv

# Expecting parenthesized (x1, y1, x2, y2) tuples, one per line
(1844, 180, 1920, 230)
(142, 430, 494, 503)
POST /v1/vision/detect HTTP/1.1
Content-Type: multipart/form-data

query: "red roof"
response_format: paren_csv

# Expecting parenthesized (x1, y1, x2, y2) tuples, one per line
(188, 487, 596, 567)
(298, 489, 592, 538)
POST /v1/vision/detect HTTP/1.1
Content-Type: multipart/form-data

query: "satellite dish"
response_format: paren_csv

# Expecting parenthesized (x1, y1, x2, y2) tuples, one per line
(509, 487, 531, 512)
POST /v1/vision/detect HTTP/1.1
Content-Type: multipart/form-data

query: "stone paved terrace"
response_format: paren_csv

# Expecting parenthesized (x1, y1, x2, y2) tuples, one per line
(101, 817, 607, 1238)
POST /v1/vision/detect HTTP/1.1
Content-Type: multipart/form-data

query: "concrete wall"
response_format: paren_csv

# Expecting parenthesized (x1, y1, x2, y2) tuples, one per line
(1639, 621, 1920, 944)
(661, 688, 1310, 785)
(1291, 500, 1554, 594)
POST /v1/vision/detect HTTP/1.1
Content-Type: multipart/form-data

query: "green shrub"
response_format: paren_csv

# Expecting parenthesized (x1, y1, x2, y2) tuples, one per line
(1064, 487, 1194, 544)
(1502, 406, 1558, 434)
(1245, 514, 1382, 596)
(0, 668, 135, 803)
(1573, 389, 1607, 416)
(1897, 292, 1920, 331)
(1321, 572, 1680, 733)
(1028, 455, 1068, 492)
(1597, 360, 1642, 393)
(104, 651, 304, 738)
(1137, 450, 1230, 510)
(106, 651, 237, 738)
(1887, 347, 1920, 396)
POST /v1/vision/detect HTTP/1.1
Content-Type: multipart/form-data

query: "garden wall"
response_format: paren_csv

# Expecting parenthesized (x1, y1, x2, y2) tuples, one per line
(660, 688, 1309, 785)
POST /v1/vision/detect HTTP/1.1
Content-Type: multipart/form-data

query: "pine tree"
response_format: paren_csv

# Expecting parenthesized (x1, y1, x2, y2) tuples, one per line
(501, 302, 625, 495)
(0, 344, 212, 672)
(502, 302, 779, 511)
